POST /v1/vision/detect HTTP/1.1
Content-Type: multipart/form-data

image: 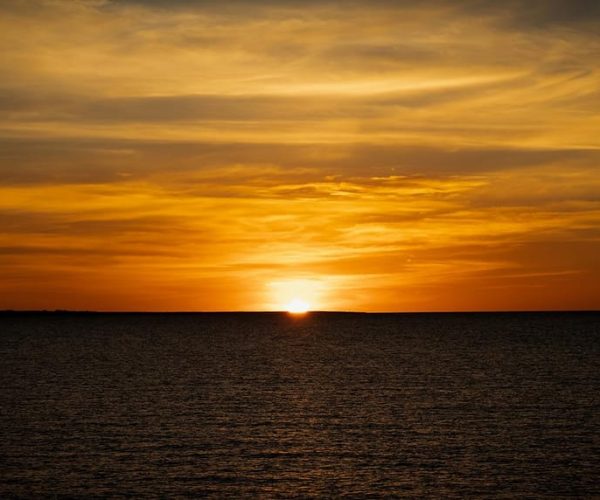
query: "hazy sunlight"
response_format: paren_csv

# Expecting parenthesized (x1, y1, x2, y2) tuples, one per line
(285, 298, 310, 314)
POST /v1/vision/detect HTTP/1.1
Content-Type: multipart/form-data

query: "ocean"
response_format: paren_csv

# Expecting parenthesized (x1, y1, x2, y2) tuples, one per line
(1, 312, 598, 497)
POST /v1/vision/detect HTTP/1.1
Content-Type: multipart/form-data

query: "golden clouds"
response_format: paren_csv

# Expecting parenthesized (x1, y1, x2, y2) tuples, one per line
(0, 0, 599, 310)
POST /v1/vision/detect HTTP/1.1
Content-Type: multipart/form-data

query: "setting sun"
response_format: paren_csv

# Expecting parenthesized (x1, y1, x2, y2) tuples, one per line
(285, 299, 310, 314)
(269, 279, 324, 312)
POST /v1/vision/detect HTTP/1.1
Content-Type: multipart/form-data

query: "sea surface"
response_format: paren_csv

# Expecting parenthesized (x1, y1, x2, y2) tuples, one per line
(0, 312, 598, 498)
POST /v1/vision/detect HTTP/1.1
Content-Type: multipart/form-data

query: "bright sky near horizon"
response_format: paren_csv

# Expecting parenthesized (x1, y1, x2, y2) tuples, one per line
(0, 0, 599, 311)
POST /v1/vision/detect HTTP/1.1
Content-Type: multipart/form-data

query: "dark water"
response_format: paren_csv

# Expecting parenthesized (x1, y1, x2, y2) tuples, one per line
(0, 312, 598, 498)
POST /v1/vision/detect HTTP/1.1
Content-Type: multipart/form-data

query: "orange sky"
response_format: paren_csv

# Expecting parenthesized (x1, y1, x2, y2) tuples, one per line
(0, 0, 599, 311)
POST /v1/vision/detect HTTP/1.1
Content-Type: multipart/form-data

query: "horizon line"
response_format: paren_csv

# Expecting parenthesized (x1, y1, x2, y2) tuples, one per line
(1, 309, 598, 315)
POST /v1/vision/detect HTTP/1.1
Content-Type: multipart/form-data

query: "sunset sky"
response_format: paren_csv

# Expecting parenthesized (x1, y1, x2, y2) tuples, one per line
(1, 0, 599, 311)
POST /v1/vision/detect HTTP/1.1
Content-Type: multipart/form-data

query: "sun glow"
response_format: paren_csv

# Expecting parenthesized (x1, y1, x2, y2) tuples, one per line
(269, 278, 325, 313)
(285, 298, 310, 314)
